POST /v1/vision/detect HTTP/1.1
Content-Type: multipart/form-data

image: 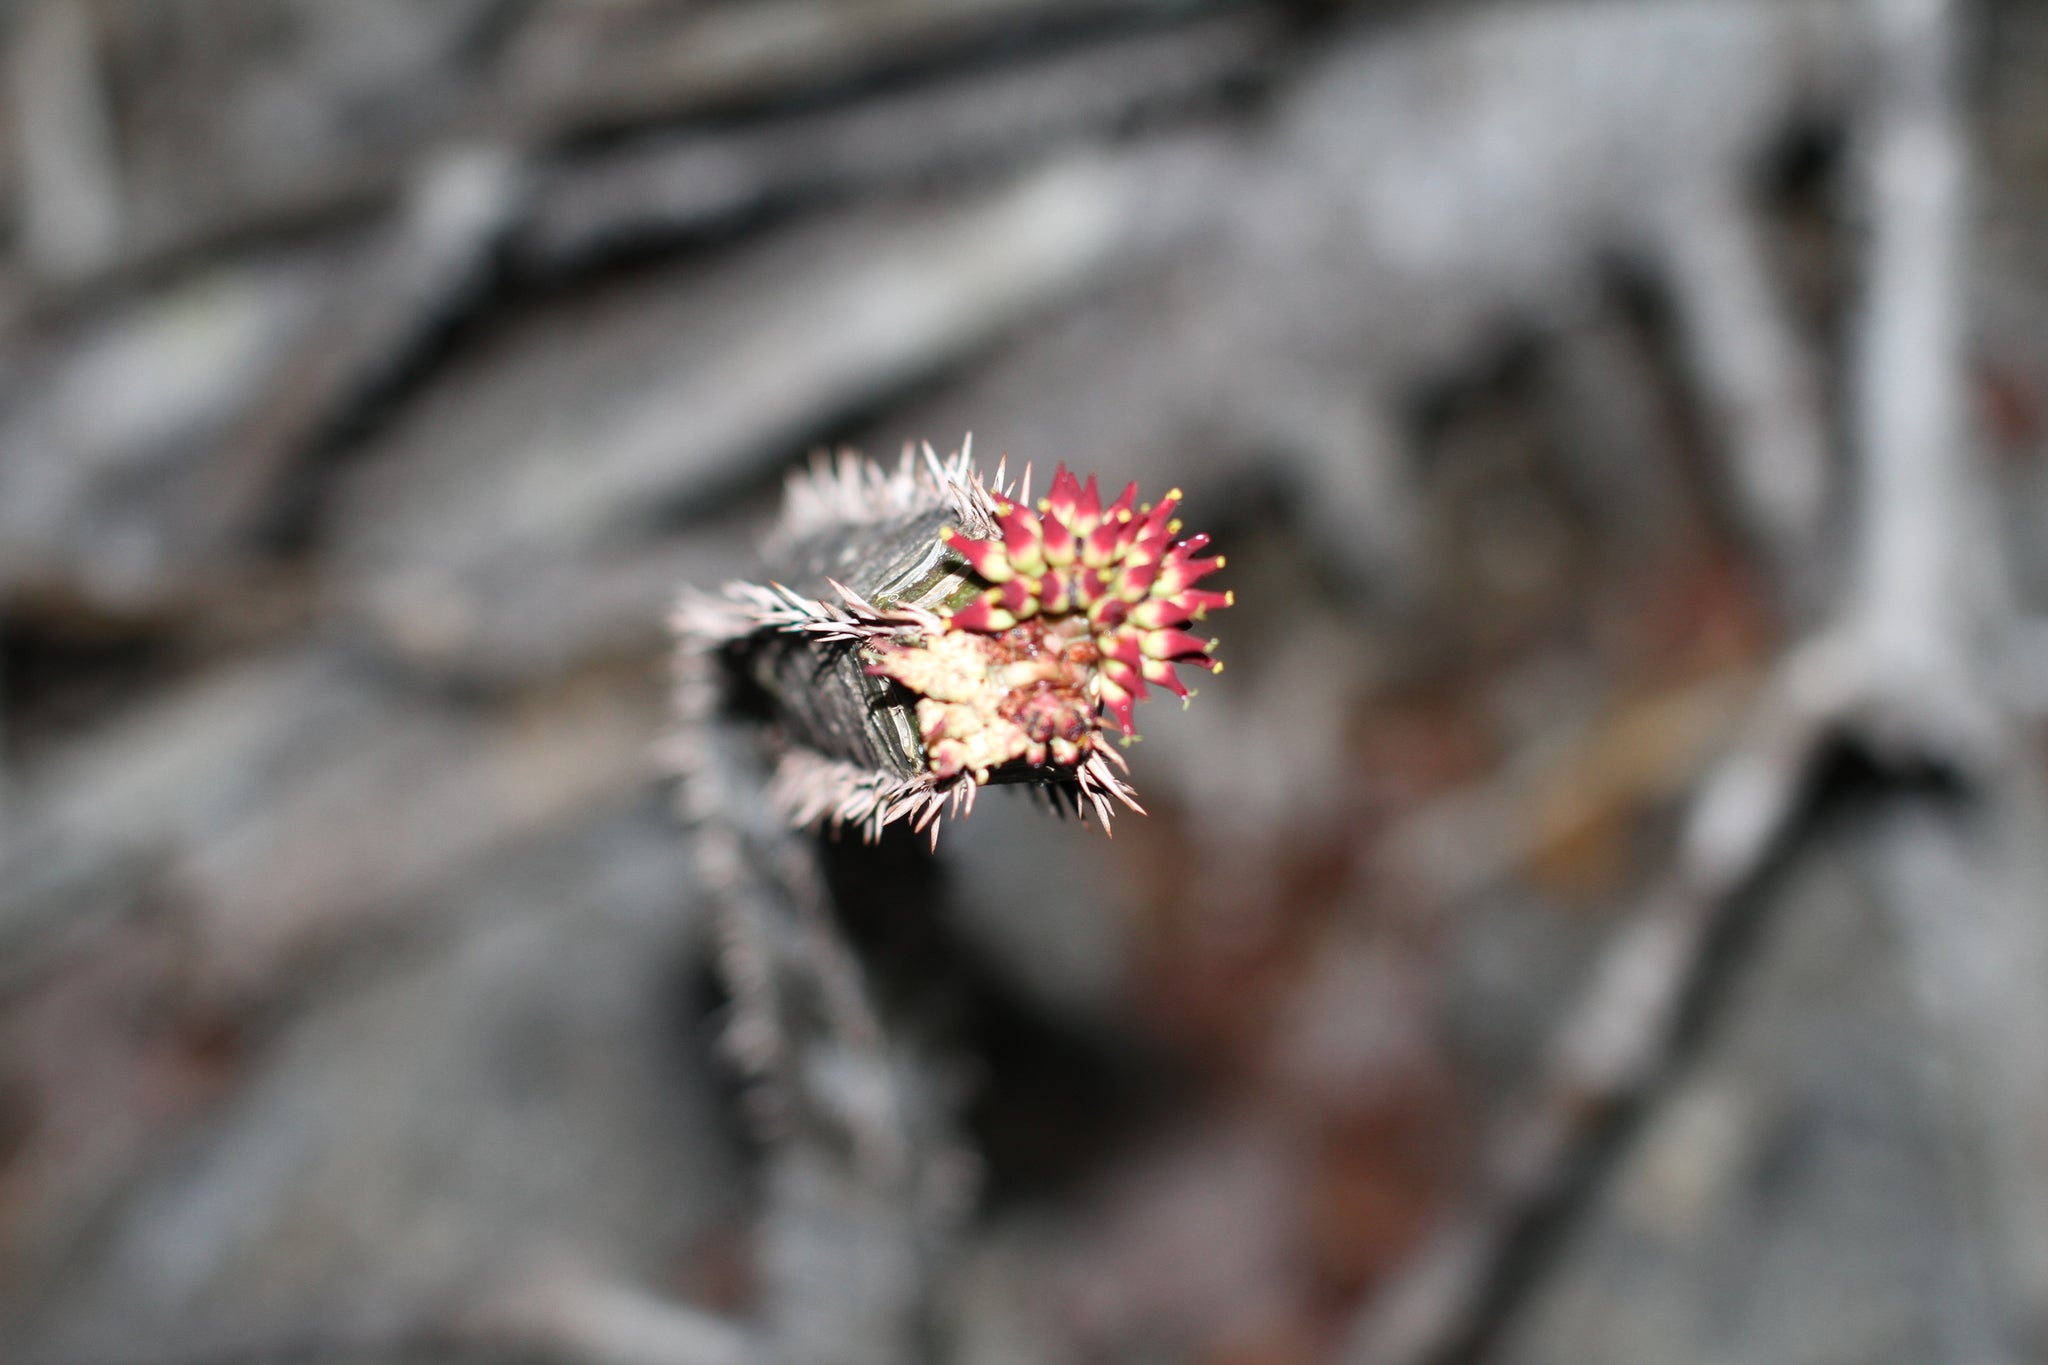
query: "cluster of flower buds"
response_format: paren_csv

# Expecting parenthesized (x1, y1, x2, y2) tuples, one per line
(867, 464, 1230, 786)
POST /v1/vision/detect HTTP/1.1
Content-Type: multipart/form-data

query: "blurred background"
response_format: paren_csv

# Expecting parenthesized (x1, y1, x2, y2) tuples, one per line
(5, 1, 2048, 1362)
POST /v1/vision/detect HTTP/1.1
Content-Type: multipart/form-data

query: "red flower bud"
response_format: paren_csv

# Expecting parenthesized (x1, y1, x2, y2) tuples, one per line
(875, 462, 1229, 790)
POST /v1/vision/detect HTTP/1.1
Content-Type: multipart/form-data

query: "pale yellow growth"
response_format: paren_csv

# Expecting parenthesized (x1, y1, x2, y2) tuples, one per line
(867, 617, 1097, 783)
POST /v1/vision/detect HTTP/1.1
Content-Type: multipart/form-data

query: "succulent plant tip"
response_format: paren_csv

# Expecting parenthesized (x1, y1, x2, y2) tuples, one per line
(865, 463, 1230, 795)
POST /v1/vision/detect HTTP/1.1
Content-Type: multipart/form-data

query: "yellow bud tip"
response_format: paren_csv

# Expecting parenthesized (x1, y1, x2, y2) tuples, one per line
(1212, 662, 1225, 674)
(1167, 519, 1183, 535)
(1167, 488, 1183, 500)
(1224, 590, 1236, 605)
(1037, 498, 1051, 512)
(1118, 510, 1132, 522)
(1215, 556, 1227, 568)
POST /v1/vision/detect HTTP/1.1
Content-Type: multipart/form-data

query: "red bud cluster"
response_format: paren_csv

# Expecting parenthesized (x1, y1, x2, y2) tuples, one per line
(868, 464, 1230, 786)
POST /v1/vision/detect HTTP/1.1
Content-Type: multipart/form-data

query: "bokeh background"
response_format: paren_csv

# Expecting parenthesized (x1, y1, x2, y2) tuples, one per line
(5, 1, 2048, 1362)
